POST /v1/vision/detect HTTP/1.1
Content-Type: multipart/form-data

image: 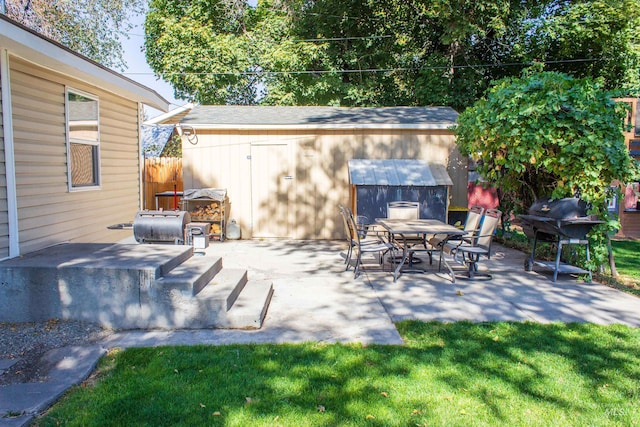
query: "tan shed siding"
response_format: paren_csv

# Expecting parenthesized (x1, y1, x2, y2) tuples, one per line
(182, 129, 252, 226)
(183, 126, 462, 240)
(9, 57, 141, 254)
(0, 68, 9, 258)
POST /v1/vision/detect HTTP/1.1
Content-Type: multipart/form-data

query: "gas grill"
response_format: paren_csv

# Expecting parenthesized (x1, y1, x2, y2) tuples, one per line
(519, 197, 603, 282)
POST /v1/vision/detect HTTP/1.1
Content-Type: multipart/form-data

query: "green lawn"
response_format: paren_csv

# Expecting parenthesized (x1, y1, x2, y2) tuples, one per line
(612, 239, 640, 282)
(34, 322, 640, 427)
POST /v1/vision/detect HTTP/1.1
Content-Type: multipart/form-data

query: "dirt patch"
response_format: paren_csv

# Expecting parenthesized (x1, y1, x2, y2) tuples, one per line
(0, 319, 112, 385)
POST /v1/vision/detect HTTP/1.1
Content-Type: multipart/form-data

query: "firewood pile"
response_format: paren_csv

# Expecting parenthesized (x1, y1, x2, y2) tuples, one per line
(189, 203, 222, 221)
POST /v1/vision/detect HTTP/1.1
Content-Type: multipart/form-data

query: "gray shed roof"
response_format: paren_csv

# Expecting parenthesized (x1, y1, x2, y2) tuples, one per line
(180, 105, 458, 130)
(348, 159, 453, 187)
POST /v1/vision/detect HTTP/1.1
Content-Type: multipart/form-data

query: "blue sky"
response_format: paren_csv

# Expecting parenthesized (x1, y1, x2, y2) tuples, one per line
(120, 11, 185, 118)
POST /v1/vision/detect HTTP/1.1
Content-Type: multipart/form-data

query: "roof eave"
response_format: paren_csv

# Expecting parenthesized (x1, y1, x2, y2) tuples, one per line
(145, 103, 195, 125)
(182, 123, 456, 131)
(0, 15, 170, 112)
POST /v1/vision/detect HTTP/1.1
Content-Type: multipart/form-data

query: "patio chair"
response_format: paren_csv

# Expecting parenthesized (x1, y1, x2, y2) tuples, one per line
(344, 208, 395, 278)
(428, 205, 484, 249)
(339, 205, 386, 270)
(387, 201, 431, 264)
(439, 209, 502, 279)
(387, 201, 420, 219)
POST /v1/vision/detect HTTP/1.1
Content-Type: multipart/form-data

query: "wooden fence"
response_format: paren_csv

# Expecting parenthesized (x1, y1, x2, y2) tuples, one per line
(143, 157, 183, 210)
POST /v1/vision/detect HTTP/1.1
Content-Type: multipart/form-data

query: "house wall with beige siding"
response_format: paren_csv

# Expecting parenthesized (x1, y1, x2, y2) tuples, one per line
(182, 127, 463, 240)
(0, 70, 8, 258)
(9, 56, 140, 254)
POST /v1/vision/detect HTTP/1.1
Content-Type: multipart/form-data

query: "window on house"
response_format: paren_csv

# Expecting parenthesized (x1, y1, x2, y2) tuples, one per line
(66, 89, 100, 189)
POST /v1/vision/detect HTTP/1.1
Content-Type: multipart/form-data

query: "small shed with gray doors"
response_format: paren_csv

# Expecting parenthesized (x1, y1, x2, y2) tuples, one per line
(179, 105, 465, 240)
(348, 159, 453, 223)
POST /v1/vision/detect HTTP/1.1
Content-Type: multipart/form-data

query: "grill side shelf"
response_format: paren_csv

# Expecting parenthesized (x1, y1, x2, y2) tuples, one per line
(530, 260, 590, 275)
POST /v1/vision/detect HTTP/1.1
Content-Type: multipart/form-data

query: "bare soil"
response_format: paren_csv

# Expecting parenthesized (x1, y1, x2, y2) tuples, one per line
(0, 319, 112, 385)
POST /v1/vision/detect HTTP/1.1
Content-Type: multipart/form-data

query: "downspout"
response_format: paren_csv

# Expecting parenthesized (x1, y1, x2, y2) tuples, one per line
(1, 49, 20, 257)
(138, 102, 144, 211)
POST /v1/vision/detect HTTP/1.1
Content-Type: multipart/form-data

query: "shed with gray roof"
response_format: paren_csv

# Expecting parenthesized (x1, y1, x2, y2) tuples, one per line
(348, 159, 453, 222)
(178, 105, 465, 240)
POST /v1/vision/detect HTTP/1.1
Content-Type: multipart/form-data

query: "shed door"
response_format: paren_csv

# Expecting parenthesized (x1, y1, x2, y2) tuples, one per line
(250, 143, 291, 238)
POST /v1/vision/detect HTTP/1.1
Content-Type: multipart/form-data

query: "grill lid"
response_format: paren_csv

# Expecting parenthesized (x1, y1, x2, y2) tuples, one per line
(519, 197, 603, 240)
(527, 197, 588, 220)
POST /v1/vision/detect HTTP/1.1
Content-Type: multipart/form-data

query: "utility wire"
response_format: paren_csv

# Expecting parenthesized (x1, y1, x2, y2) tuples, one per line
(291, 35, 393, 42)
(126, 31, 394, 43)
(122, 57, 609, 77)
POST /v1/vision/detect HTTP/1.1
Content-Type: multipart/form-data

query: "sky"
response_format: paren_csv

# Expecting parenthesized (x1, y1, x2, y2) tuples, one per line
(119, 11, 186, 118)
(120, 1, 258, 118)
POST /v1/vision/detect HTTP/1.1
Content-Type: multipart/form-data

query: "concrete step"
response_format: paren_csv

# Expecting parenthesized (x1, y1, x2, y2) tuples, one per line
(140, 266, 247, 330)
(196, 268, 248, 311)
(157, 246, 195, 277)
(150, 255, 223, 297)
(226, 279, 274, 329)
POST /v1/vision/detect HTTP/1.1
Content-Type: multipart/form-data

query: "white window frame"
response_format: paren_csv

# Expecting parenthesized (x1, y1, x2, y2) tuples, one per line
(65, 87, 101, 191)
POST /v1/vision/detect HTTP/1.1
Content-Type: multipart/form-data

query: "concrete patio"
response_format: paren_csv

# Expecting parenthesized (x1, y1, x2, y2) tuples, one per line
(105, 238, 640, 349)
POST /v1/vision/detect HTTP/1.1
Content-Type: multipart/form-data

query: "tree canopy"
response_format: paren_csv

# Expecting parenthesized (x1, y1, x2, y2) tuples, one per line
(455, 69, 637, 219)
(144, 0, 640, 107)
(2, 0, 146, 71)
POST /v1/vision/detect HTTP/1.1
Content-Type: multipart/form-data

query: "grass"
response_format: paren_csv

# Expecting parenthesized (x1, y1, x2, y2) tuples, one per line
(611, 240, 640, 282)
(34, 322, 640, 427)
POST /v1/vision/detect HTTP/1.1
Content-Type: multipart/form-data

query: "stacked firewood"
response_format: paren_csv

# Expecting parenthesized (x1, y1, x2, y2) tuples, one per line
(189, 203, 221, 220)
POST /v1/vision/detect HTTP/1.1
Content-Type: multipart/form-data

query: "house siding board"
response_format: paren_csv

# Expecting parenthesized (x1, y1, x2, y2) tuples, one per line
(9, 57, 141, 253)
(616, 98, 640, 238)
(20, 194, 138, 228)
(0, 69, 8, 258)
(183, 126, 461, 239)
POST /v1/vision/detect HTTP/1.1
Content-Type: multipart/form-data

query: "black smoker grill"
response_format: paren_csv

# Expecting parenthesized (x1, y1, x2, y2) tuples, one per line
(133, 210, 191, 244)
(519, 197, 603, 282)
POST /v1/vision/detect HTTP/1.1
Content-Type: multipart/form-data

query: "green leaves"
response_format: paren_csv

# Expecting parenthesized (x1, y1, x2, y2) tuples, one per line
(457, 70, 638, 266)
(3, 0, 146, 71)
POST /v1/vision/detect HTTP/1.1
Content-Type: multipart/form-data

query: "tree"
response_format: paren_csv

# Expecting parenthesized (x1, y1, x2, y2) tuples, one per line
(455, 68, 638, 264)
(144, 0, 562, 108)
(526, 0, 640, 93)
(2, 0, 146, 70)
(144, 0, 639, 107)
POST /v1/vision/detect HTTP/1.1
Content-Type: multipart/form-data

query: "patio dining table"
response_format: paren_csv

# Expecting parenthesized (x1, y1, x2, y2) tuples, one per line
(376, 218, 466, 283)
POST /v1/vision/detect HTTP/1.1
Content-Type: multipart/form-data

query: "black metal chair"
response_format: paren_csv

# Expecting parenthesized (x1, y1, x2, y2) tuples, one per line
(342, 207, 395, 278)
(339, 205, 387, 271)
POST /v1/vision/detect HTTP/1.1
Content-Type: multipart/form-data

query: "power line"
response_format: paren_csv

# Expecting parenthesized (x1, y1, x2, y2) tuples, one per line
(291, 35, 393, 43)
(126, 31, 394, 43)
(122, 57, 609, 77)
